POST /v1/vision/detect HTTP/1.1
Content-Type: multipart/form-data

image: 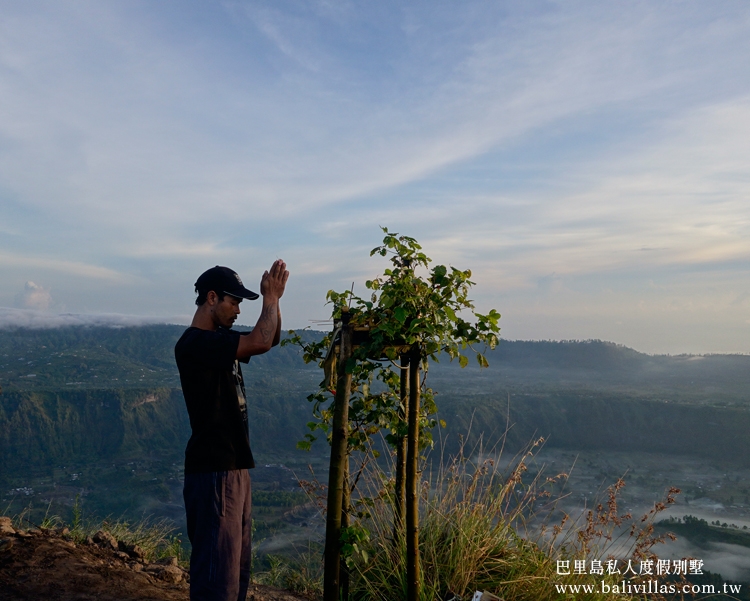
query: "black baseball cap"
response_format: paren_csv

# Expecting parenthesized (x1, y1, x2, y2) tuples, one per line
(195, 266, 259, 301)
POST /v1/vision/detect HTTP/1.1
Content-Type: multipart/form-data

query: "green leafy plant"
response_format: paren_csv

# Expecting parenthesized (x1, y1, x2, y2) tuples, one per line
(340, 523, 372, 568)
(284, 227, 501, 601)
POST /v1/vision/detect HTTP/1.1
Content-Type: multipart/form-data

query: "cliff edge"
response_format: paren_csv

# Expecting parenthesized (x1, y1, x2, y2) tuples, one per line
(0, 517, 307, 601)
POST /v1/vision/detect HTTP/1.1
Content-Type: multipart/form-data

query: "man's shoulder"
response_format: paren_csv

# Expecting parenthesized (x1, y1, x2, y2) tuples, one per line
(175, 327, 201, 352)
(175, 327, 241, 363)
(176, 326, 238, 343)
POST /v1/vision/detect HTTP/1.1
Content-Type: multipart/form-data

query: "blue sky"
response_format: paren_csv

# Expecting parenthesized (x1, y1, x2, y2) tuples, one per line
(1, 1, 749, 353)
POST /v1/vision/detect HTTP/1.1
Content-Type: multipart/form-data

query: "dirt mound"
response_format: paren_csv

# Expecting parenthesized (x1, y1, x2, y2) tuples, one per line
(0, 519, 308, 601)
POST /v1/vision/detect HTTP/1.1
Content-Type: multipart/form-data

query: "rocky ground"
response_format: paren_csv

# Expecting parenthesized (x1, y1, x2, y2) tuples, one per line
(0, 517, 309, 601)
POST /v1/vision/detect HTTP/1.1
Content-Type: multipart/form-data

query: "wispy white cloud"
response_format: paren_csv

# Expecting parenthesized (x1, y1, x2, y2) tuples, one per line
(3, 2, 748, 230)
(14, 281, 52, 311)
(348, 96, 750, 290)
(0, 307, 189, 330)
(0, 252, 128, 281)
(0, 1, 749, 351)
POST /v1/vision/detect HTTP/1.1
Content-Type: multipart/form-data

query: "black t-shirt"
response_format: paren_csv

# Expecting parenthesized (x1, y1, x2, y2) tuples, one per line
(175, 327, 255, 473)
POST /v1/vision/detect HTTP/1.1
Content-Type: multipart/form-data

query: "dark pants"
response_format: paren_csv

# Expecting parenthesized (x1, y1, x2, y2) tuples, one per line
(183, 470, 252, 601)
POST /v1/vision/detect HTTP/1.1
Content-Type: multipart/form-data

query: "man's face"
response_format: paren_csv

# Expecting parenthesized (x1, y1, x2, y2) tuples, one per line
(211, 293, 242, 329)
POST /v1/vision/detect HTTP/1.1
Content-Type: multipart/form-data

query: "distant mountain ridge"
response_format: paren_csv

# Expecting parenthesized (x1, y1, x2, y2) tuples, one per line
(0, 325, 319, 392)
(2, 325, 749, 402)
(2, 325, 750, 480)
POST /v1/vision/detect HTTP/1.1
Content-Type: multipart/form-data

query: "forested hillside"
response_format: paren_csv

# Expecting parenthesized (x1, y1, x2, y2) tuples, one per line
(0, 325, 319, 391)
(3, 325, 749, 406)
(439, 393, 750, 465)
(0, 382, 319, 480)
(0, 388, 188, 476)
(2, 325, 750, 482)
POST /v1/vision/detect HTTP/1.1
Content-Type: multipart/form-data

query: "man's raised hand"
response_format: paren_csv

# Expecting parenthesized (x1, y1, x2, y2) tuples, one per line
(261, 259, 289, 299)
(237, 260, 288, 358)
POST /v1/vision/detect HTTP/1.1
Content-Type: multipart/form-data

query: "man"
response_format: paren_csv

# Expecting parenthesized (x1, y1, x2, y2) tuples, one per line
(175, 260, 289, 601)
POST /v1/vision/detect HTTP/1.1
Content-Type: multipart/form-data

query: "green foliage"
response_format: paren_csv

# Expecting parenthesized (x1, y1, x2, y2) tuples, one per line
(0, 324, 319, 392)
(253, 543, 325, 598)
(0, 381, 318, 481)
(253, 490, 308, 507)
(437, 393, 750, 468)
(72, 494, 82, 532)
(0, 388, 189, 477)
(340, 523, 371, 568)
(0, 325, 183, 391)
(285, 228, 501, 601)
(360, 228, 500, 362)
(284, 227, 500, 457)
(4, 324, 750, 482)
(656, 514, 750, 549)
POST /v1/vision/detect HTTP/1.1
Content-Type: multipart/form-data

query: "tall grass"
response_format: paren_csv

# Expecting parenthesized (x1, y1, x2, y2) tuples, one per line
(10, 495, 185, 564)
(89, 516, 185, 563)
(254, 543, 325, 598)
(346, 438, 678, 601)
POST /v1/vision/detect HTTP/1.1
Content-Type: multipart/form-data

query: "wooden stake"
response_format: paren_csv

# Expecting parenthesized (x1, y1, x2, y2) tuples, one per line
(405, 347, 421, 601)
(323, 312, 352, 601)
(394, 352, 409, 541)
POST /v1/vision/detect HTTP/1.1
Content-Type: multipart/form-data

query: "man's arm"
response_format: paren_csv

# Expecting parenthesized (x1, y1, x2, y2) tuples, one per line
(237, 260, 288, 359)
(272, 300, 282, 347)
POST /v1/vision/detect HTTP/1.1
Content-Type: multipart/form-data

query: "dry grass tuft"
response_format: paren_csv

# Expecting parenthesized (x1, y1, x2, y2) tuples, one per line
(345, 437, 681, 601)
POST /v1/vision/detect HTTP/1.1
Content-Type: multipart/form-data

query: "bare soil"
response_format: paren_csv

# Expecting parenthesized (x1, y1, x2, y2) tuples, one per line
(0, 527, 308, 601)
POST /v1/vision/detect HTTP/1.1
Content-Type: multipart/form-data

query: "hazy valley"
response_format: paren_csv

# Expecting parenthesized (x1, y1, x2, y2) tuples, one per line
(2, 324, 750, 588)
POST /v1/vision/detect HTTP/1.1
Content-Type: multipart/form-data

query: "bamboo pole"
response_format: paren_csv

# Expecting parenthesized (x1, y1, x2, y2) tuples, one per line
(405, 347, 421, 601)
(323, 312, 353, 601)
